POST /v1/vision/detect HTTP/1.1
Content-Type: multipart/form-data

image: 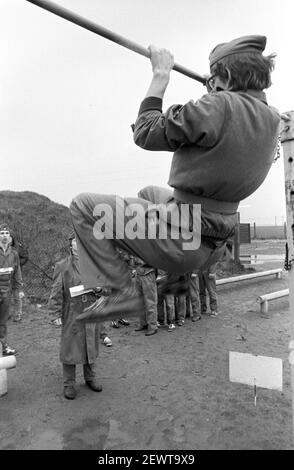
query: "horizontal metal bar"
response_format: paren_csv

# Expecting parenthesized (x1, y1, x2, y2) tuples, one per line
(25, 0, 207, 84)
(216, 269, 282, 286)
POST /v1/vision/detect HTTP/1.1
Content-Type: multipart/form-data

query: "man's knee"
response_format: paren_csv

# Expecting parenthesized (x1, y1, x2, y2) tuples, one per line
(70, 192, 88, 212)
(137, 185, 155, 201)
(70, 193, 99, 219)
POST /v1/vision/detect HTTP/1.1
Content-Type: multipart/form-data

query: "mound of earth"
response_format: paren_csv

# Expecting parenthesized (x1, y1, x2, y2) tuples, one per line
(0, 190, 72, 302)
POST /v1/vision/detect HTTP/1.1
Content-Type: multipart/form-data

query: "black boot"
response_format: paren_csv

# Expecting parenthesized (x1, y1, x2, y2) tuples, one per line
(85, 380, 103, 392)
(64, 385, 77, 400)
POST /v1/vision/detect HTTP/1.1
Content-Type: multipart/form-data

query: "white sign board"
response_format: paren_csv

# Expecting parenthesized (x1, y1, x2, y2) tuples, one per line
(229, 351, 283, 391)
(69, 285, 93, 298)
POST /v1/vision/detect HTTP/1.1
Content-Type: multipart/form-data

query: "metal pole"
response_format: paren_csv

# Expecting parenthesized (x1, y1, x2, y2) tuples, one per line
(216, 268, 282, 285)
(254, 222, 257, 239)
(25, 0, 207, 85)
(281, 110, 294, 445)
(234, 212, 240, 262)
(257, 289, 289, 302)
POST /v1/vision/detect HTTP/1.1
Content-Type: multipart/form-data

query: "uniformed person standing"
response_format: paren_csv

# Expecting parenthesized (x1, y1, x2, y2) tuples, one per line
(10, 233, 28, 322)
(186, 271, 201, 322)
(133, 256, 158, 336)
(0, 223, 23, 356)
(157, 269, 176, 331)
(47, 234, 102, 399)
(199, 263, 218, 317)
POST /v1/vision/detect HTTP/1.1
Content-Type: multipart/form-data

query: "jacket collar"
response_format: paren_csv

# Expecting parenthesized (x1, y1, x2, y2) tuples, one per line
(0, 245, 11, 255)
(241, 89, 268, 105)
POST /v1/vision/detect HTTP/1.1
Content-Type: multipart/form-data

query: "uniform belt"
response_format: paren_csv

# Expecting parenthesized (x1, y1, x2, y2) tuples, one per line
(173, 189, 239, 214)
(79, 293, 96, 303)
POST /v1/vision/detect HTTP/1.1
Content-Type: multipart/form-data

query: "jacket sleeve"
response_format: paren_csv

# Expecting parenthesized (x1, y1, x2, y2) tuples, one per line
(11, 252, 23, 291)
(18, 243, 29, 266)
(133, 92, 228, 151)
(47, 263, 64, 318)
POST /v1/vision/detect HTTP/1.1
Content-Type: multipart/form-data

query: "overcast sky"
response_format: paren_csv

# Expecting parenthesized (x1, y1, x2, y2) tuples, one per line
(1, 0, 293, 224)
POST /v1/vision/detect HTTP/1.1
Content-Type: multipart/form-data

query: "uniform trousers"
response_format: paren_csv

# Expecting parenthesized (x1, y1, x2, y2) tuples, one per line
(70, 186, 218, 291)
(136, 271, 158, 331)
(0, 296, 10, 346)
(63, 362, 96, 387)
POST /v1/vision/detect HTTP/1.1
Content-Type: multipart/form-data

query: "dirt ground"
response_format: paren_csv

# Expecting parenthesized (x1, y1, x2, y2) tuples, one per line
(0, 240, 293, 451)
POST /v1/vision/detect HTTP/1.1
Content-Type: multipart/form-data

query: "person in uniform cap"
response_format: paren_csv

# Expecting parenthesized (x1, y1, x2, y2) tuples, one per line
(9, 232, 28, 322)
(0, 223, 23, 355)
(47, 231, 103, 399)
(69, 34, 280, 323)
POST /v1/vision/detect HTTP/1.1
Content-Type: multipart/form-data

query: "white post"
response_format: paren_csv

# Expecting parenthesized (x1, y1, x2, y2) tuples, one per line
(0, 343, 16, 397)
(0, 342, 8, 397)
(260, 300, 268, 314)
(281, 110, 294, 444)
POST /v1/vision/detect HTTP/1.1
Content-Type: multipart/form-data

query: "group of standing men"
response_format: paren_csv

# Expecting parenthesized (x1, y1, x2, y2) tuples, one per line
(46, 239, 218, 400)
(130, 254, 218, 336)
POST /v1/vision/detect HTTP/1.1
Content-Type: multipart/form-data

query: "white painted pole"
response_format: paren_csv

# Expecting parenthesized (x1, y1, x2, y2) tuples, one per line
(260, 300, 268, 314)
(216, 268, 282, 285)
(0, 342, 7, 397)
(0, 356, 17, 370)
(257, 289, 289, 314)
(257, 289, 289, 302)
(0, 343, 16, 397)
(281, 110, 294, 444)
(0, 369, 8, 397)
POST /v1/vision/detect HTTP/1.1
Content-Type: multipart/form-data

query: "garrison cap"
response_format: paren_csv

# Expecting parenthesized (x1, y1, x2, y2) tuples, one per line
(0, 223, 11, 233)
(209, 35, 267, 67)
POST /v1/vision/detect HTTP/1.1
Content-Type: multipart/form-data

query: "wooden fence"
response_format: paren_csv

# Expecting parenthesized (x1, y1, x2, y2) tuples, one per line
(251, 224, 287, 239)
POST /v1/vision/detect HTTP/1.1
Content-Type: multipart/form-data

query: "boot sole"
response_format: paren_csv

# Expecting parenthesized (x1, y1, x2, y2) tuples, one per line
(76, 297, 144, 323)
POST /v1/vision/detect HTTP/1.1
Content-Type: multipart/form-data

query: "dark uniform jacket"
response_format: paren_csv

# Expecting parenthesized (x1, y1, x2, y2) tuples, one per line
(133, 90, 280, 240)
(0, 246, 23, 298)
(47, 254, 99, 365)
